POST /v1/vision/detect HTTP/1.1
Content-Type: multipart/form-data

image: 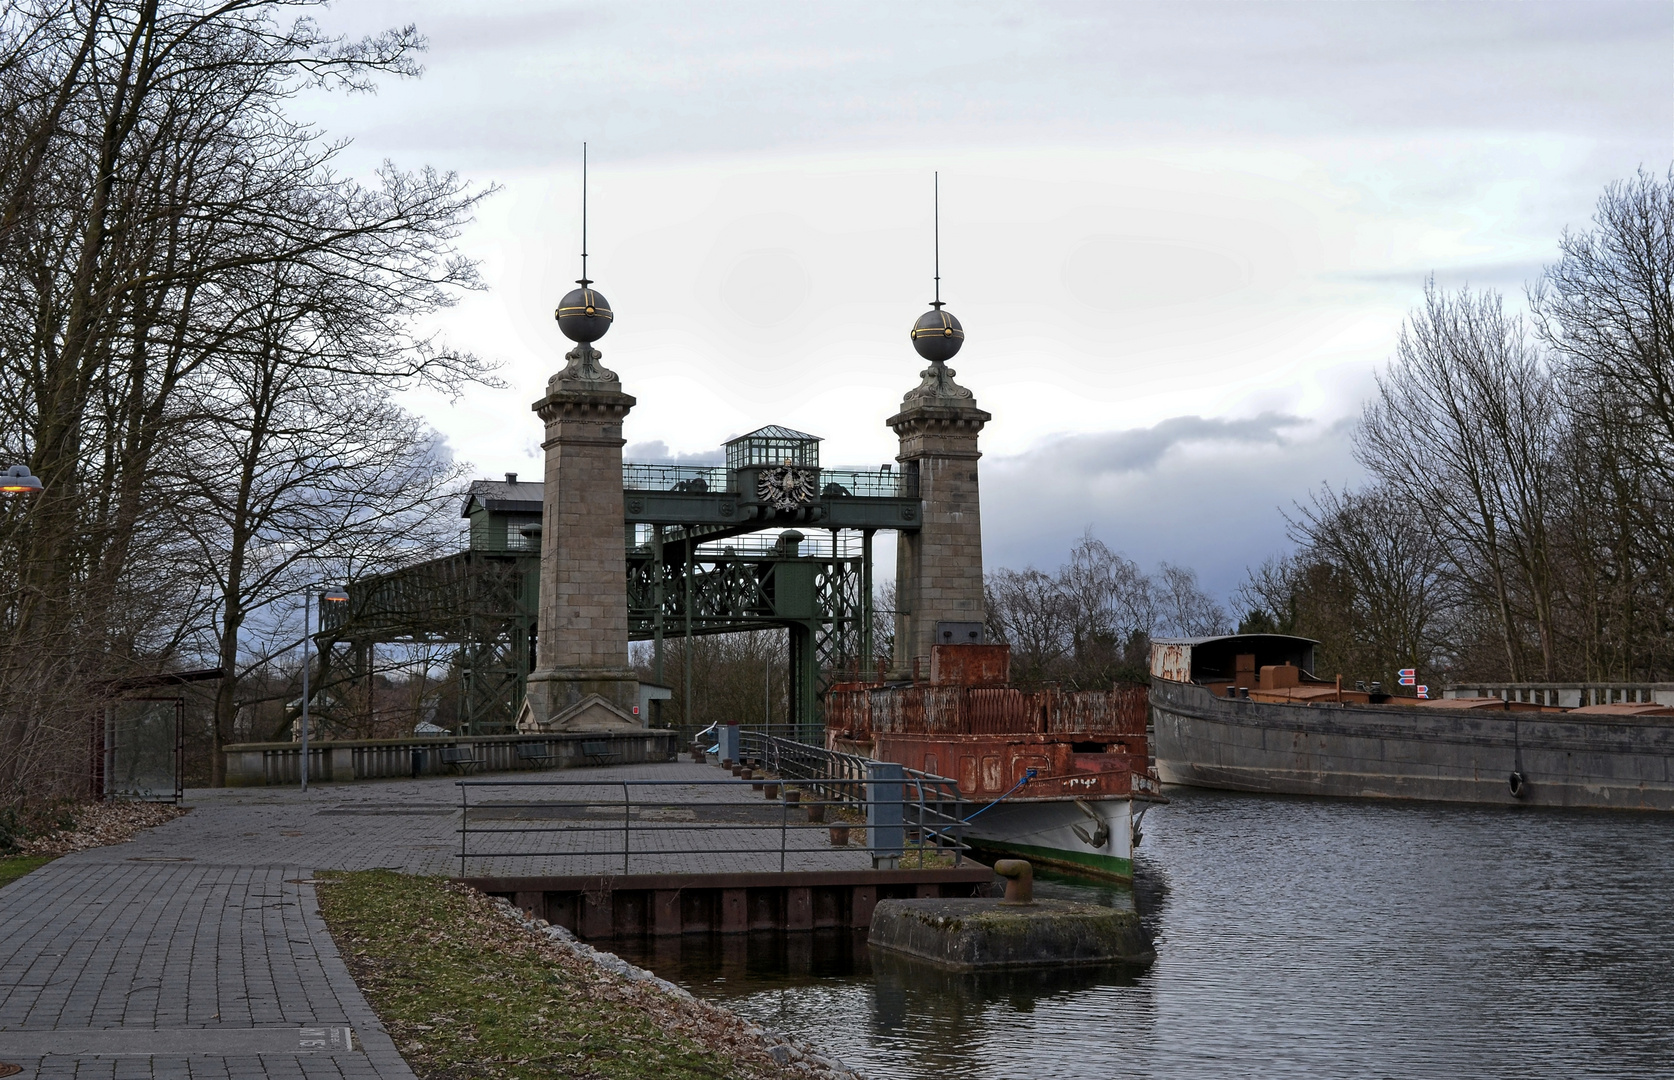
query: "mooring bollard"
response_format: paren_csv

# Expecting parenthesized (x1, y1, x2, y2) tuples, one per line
(764, 781, 779, 800)
(807, 799, 826, 824)
(829, 823, 850, 846)
(784, 789, 801, 807)
(995, 859, 1035, 905)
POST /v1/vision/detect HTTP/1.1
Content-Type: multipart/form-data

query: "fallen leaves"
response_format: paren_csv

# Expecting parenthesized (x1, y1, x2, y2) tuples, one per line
(15, 800, 186, 857)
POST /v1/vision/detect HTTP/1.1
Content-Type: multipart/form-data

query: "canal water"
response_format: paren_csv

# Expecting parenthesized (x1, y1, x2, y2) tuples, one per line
(614, 787, 1674, 1079)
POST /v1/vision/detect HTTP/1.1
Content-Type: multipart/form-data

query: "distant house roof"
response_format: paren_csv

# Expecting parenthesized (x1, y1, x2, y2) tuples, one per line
(461, 476, 545, 517)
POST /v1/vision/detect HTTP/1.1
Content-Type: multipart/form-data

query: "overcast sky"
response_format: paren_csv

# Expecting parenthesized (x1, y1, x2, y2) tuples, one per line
(306, 0, 1672, 605)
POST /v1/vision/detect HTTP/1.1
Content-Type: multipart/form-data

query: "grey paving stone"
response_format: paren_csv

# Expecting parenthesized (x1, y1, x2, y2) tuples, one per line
(0, 760, 857, 1079)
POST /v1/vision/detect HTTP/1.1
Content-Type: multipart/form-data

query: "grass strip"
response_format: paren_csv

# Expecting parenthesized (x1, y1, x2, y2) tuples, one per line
(316, 871, 796, 1080)
(0, 855, 54, 889)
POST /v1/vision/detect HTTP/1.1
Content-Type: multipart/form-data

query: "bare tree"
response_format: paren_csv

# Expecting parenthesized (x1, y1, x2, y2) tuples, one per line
(1246, 168, 1674, 687)
(0, 2, 489, 797)
(986, 534, 1223, 689)
(1356, 281, 1561, 679)
(637, 631, 788, 737)
(1284, 483, 1452, 687)
(1534, 167, 1674, 679)
(986, 567, 1069, 685)
(1154, 562, 1228, 638)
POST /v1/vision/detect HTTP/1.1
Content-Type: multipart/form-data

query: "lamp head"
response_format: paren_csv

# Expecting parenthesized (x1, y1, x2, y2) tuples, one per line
(0, 464, 42, 494)
(322, 588, 349, 603)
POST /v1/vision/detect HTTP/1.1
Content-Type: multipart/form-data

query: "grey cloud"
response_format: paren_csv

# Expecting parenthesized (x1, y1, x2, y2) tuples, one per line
(623, 440, 724, 465)
(1338, 261, 1552, 291)
(979, 415, 1361, 604)
(328, 2, 1670, 167)
(990, 413, 1313, 479)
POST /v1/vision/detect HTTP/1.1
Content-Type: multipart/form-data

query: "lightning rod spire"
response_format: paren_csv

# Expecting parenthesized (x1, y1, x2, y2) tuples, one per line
(579, 142, 591, 287)
(908, 170, 964, 365)
(931, 171, 942, 310)
(554, 143, 613, 347)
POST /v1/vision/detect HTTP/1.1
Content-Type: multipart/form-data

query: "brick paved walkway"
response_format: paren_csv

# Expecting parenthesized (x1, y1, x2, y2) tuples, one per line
(0, 760, 869, 1077)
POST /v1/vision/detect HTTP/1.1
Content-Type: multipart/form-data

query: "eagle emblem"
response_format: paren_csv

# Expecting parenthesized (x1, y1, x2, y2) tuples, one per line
(757, 465, 816, 509)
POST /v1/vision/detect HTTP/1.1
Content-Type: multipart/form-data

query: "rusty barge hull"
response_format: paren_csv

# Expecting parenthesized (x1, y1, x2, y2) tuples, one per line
(872, 731, 1144, 881)
(828, 645, 1156, 881)
(1152, 677, 1674, 810)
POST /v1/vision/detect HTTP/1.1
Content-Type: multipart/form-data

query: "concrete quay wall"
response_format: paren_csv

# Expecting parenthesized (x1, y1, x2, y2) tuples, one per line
(468, 868, 996, 940)
(223, 730, 678, 787)
(1151, 679, 1674, 810)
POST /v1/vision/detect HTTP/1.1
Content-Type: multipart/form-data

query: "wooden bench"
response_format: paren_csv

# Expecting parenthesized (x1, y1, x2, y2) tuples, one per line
(581, 739, 620, 766)
(515, 741, 554, 768)
(440, 746, 480, 775)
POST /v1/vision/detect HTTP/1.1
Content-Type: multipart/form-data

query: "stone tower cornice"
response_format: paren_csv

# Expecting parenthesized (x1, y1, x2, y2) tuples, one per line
(887, 402, 991, 455)
(533, 389, 636, 426)
(899, 359, 978, 410)
(551, 342, 621, 390)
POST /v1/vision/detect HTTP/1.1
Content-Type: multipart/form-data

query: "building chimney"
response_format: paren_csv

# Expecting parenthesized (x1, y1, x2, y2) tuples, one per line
(505, 472, 518, 485)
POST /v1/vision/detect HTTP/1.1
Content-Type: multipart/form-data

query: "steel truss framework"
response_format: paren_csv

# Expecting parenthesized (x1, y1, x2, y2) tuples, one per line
(314, 551, 539, 736)
(627, 529, 877, 741)
(307, 471, 908, 737)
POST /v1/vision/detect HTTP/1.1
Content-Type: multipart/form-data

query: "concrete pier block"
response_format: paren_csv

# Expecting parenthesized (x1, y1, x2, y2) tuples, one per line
(869, 897, 1151, 970)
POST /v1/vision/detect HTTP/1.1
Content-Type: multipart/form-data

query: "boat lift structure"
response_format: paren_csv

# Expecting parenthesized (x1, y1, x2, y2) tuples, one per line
(311, 427, 918, 739)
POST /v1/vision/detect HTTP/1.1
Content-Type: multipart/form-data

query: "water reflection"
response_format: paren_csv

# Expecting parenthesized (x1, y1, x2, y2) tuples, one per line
(612, 874, 1160, 1079)
(616, 788, 1674, 1079)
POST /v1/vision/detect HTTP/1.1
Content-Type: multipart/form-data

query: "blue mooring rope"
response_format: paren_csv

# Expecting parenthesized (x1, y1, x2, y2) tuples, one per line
(961, 768, 1036, 823)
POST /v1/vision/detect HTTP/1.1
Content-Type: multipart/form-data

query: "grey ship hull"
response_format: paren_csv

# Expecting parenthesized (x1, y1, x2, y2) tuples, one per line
(1151, 678, 1674, 810)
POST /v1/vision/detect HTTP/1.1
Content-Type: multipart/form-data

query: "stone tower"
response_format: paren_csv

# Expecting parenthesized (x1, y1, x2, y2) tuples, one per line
(889, 306, 991, 676)
(521, 279, 643, 731)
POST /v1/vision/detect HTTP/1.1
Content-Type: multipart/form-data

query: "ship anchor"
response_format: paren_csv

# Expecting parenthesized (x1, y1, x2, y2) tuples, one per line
(1070, 799, 1110, 848)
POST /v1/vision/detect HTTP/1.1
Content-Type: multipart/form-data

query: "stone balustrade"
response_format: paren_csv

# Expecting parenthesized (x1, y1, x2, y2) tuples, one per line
(222, 730, 678, 787)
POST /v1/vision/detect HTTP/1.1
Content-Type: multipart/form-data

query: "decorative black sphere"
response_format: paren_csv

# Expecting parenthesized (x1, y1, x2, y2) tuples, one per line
(555, 286, 613, 343)
(910, 308, 964, 363)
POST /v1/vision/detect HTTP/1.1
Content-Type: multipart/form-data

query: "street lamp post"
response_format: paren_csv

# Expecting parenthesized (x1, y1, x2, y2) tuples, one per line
(300, 585, 349, 792)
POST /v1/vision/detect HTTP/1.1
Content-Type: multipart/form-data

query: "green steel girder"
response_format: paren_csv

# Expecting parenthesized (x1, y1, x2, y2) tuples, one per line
(315, 550, 539, 736)
(626, 533, 875, 741)
(624, 490, 919, 533)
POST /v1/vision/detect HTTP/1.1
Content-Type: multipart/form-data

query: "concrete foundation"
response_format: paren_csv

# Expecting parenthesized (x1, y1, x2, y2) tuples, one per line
(868, 897, 1151, 970)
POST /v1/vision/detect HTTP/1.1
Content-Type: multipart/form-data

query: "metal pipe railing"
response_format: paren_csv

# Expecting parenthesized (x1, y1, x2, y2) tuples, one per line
(456, 771, 969, 875)
(740, 731, 968, 863)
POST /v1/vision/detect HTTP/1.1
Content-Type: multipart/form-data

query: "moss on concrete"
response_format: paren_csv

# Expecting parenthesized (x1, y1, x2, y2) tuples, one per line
(869, 897, 1152, 971)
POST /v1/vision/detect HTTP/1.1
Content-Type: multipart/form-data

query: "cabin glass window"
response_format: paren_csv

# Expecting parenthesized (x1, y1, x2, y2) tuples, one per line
(505, 517, 540, 551)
